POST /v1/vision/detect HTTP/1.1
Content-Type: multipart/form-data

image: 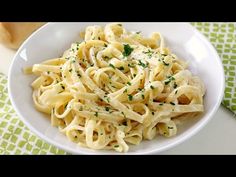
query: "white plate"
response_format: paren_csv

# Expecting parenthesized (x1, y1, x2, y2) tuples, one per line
(8, 22, 225, 154)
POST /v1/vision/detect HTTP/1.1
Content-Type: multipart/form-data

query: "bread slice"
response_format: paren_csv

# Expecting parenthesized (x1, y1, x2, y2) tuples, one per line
(0, 22, 45, 50)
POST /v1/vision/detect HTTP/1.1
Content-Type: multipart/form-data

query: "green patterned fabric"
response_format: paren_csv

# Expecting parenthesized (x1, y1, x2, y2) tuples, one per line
(192, 23, 236, 114)
(0, 73, 66, 154)
(0, 23, 235, 154)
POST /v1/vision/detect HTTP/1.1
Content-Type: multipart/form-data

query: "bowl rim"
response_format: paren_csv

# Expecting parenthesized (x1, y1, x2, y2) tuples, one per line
(8, 22, 225, 154)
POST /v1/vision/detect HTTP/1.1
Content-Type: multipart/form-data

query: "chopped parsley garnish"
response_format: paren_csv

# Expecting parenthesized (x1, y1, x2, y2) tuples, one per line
(127, 82, 131, 86)
(109, 63, 116, 69)
(133, 74, 137, 78)
(123, 88, 128, 93)
(170, 102, 175, 105)
(162, 60, 169, 66)
(128, 63, 135, 68)
(114, 145, 119, 148)
(104, 43, 108, 47)
(69, 69, 72, 72)
(164, 80, 171, 85)
(123, 44, 134, 57)
(47, 71, 50, 74)
(60, 84, 65, 90)
(121, 112, 126, 118)
(168, 127, 174, 129)
(141, 94, 145, 99)
(138, 60, 148, 68)
(90, 63, 94, 67)
(164, 76, 175, 85)
(150, 85, 154, 90)
(72, 60, 76, 63)
(152, 112, 155, 115)
(175, 90, 178, 94)
(98, 37, 101, 40)
(64, 104, 68, 109)
(105, 107, 110, 111)
(104, 96, 110, 103)
(94, 112, 98, 117)
(138, 88, 143, 91)
(104, 56, 110, 59)
(173, 82, 178, 89)
(118, 66, 124, 70)
(128, 94, 133, 101)
(143, 49, 154, 58)
(77, 72, 81, 78)
(136, 31, 141, 34)
(159, 103, 164, 106)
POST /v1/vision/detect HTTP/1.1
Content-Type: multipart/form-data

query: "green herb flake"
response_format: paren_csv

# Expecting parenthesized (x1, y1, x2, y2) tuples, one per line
(164, 76, 175, 85)
(168, 127, 174, 129)
(127, 82, 131, 86)
(128, 63, 135, 68)
(123, 44, 134, 57)
(118, 66, 124, 70)
(109, 63, 116, 69)
(128, 94, 133, 101)
(105, 107, 110, 112)
(104, 96, 110, 103)
(60, 84, 65, 90)
(138, 88, 143, 91)
(141, 94, 145, 99)
(152, 112, 155, 115)
(114, 145, 119, 148)
(121, 112, 126, 118)
(104, 43, 108, 47)
(143, 49, 154, 58)
(94, 112, 98, 117)
(123, 88, 128, 93)
(138, 60, 148, 68)
(77, 72, 81, 78)
(162, 60, 169, 66)
(173, 82, 178, 89)
(150, 85, 154, 90)
(69, 69, 72, 72)
(170, 102, 175, 105)
(159, 103, 164, 106)
(175, 90, 178, 94)
(164, 80, 171, 85)
(64, 104, 68, 109)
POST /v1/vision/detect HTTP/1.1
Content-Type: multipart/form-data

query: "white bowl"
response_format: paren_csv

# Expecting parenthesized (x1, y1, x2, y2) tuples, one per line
(8, 23, 225, 154)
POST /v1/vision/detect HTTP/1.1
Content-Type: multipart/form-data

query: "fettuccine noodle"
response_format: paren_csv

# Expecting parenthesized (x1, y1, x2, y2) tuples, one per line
(24, 23, 205, 152)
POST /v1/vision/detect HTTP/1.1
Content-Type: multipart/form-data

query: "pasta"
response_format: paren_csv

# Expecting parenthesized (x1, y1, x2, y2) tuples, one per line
(24, 23, 205, 152)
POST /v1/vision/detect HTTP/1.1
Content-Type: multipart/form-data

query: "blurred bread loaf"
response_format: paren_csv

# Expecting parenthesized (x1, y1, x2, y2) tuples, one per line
(0, 22, 45, 50)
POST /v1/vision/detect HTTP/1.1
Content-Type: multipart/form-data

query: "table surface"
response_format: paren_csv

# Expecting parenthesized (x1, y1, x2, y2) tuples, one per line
(1, 44, 236, 155)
